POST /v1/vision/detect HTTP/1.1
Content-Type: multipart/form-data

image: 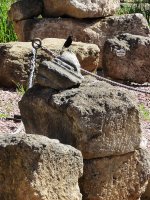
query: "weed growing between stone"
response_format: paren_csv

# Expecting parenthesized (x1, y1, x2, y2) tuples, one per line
(0, 0, 17, 42)
(15, 83, 27, 96)
(0, 113, 8, 119)
(139, 104, 150, 121)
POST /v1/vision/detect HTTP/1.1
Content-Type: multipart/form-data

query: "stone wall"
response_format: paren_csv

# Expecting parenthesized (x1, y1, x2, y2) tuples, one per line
(8, 0, 150, 70)
(19, 76, 150, 200)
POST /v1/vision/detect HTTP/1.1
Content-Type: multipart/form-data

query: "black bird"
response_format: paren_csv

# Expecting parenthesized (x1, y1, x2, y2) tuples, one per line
(62, 35, 73, 49)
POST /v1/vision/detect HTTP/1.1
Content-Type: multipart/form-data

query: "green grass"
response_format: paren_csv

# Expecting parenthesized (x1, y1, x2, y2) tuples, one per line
(0, 0, 17, 43)
(15, 83, 27, 96)
(0, 113, 8, 119)
(139, 104, 150, 121)
(117, 0, 150, 24)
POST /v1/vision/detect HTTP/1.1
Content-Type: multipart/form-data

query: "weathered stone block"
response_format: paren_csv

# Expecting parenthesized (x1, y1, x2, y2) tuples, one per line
(37, 51, 84, 90)
(103, 33, 150, 83)
(42, 0, 120, 18)
(80, 149, 150, 200)
(0, 133, 83, 200)
(13, 14, 150, 68)
(0, 39, 99, 87)
(8, 0, 43, 21)
(19, 76, 141, 159)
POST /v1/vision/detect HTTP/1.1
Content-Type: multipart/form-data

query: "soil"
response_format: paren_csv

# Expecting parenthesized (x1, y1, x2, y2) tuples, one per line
(0, 85, 150, 149)
(0, 87, 22, 134)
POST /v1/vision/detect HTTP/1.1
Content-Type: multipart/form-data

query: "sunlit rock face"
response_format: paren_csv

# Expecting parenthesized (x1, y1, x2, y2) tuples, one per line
(80, 149, 150, 200)
(42, 0, 120, 18)
(19, 76, 141, 159)
(19, 76, 150, 200)
(36, 51, 84, 90)
(0, 39, 100, 87)
(103, 33, 150, 84)
(8, 0, 120, 20)
(0, 133, 83, 200)
(13, 14, 150, 68)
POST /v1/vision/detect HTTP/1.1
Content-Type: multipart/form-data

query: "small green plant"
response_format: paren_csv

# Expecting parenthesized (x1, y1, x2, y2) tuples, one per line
(0, 0, 17, 43)
(0, 113, 8, 119)
(117, 4, 131, 15)
(139, 104, 150, 121)
(16, 83, 27, 96)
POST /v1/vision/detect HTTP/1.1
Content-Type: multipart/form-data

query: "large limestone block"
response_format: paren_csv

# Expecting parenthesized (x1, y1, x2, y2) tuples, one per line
(0, 42, 31, 87)
(0, 133, 83, 200)
(42, 0, 120, 18)
(19, 76, 141, 159)
(0, 39, 99, 87)
(8, 0, 43, 21)
(13, 13, 150, 68)
(103, 33, 150, 83)
(80, 149, 150, 200)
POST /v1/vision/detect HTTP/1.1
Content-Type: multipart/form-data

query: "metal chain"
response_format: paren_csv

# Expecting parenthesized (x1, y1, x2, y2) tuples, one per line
(81, 69, 150, 95)
(31, 38, 150, 95)
(41, 46, 57, 58)
(28, 48, 37, 89)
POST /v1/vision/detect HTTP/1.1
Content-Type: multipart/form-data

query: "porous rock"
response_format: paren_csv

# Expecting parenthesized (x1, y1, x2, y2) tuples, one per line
(42, 0, 120, 18)
(8, 0, 43, 21)
(13, 13, 150, 68)
(0, 39, 99, 87)
(0, 132, 83, 200)
(80, 149, 150, 200)
(19, 76, 141, 159)
(141, 181, 150, 200)
(141, 151, 150, 200)
(0, 42, 31, 87)
(103, 33, 150, 83)
(37, 51, 84, 89)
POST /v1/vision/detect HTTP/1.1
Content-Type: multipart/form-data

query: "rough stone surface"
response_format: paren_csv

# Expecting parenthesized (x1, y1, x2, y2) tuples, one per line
(42, 0, 120, 18)
(0, 39, 99, 87)
(13, 13, 150, 68)
(19, 76, 141, 159)
(37, 51, 84, 90)
(0, 132, 83, 200)
(80, 149, 150, 200)
(103, 33, 150, 83)
(42, 38, 100, 72)
(141, 182, 150, 200)
(141, 152, 150, 200)
(8, 0, 43, 21)
(57, 51, 81, 73)
(0, 42, 31, 87)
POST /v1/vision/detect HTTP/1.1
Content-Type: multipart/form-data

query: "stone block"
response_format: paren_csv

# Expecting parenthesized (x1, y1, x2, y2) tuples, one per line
(0, 133, 83, 200)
